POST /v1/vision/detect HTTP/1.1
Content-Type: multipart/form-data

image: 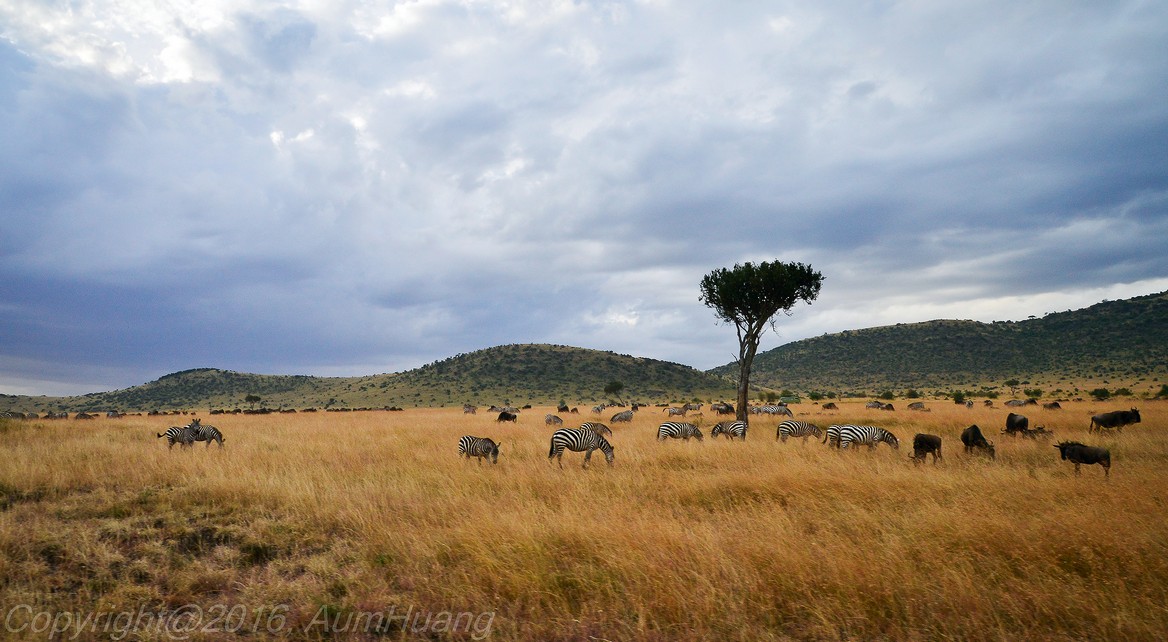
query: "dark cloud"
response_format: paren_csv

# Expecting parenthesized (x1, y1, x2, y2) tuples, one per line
(0, 1, 1166, 393)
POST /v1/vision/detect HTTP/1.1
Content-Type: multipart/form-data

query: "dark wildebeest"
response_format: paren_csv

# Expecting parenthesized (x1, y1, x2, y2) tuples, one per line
(711, 402, 735, 415)
(880, 403, 895, 411)
(1004, 413, 1029, 437)
(961, 425, 996, 459)
(1089, 408, 1141, 434)
(1043, 401, 1062, 410)
(1054, 441, 1111, 478)
(822, 402, 838, 410)
(911, 433, 943, 465)
(496, 411, 518, 423)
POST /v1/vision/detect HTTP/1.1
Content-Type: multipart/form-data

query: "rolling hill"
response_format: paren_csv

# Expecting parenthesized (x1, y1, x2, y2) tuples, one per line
(3, 290, 1167, 414)
(720, 289, 1168, 397)
(0, 345, 735, 414)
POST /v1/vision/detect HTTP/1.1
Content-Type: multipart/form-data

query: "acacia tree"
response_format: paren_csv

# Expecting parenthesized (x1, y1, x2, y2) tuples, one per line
(603, 381, 625, 405)
(699, 260, 823, 422)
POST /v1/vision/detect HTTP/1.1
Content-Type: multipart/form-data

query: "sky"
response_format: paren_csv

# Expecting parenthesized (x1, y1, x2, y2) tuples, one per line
(2, 1, 1167, 396)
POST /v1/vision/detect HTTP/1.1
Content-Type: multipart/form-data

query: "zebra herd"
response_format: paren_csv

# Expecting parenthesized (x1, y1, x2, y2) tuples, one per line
(156, 418, 225, 450)
(459, 413, 912, 470)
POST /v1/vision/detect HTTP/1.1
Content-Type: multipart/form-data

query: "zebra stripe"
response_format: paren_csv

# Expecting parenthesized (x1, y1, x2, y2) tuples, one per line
(578, 422, 613, 437)
(777, 420, 822, 443)
(610, 410, 634, 423)
(751, 404, 793, 417)
(657, 422, 703, 442)
(548, 427, 615, 468)
(711, 421, 748, 441)
(157, 425, 197, 450)
(458, 435, 500, 464)
(545, 414, 564, 426)
(824, 424, 900, 450)
(184, 418, 225, 448)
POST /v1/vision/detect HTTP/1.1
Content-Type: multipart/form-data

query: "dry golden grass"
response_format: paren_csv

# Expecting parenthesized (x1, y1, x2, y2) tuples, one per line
(1, 401, 1166, 640)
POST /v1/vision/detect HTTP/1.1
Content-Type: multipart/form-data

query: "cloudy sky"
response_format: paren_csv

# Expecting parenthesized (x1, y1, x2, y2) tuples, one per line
(2, 1, 1167, 396)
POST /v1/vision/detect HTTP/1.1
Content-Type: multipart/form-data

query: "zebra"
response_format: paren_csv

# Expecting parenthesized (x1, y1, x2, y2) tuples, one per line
(592, 404, 606, 414)
(545, 414, 564, 426)
(683, 403, 703, 412)
(184, 418, 225, 448)
(824, 424, 899, 450)
(578, 422, 613, 437)
(463, 404, 477, 414)
(610, 410, 634, 423)
(777, 420, 822, 443)
(664, 407, 687, 417)
(658, 422, 703, 441)
(751, 404, 792, 417)
(157, 425, 197, 450)
(458, 435, 500, 464)
(548, 426, 615, 468)
(711, 420, 748, 441)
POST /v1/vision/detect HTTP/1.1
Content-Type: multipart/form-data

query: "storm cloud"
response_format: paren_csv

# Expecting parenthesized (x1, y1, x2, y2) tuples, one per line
(2, 1, 1166, 395)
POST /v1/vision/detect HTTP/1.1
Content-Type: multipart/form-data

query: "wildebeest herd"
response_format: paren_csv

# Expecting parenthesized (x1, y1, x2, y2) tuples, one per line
(455, 403, 1143, 478)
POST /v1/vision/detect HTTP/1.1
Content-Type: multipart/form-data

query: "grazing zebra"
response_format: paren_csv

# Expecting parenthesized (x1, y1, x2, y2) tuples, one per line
(592, 404, 606, 414)
(658, 422, 703, 441)
(711, 420, 748, 440)
(458, 435, 500, 464)
(824, 424, 899, 450)
(683, 403, 703, 412)
(545, 414, 564, 426)
(184, 418, 225, 448)
(579, 422, 613, 437)
(777, 420, 822, 443)
(157, 425, 197, 450)
(610, 410, 634, 423)
(664, 407, 687, 417)
(548, 426, 615, 468)
(463, 404, 477, 414)
(751, 404, 793, 417)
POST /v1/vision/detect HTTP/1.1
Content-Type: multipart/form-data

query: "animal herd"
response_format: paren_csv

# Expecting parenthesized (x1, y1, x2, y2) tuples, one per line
(458, 404, 1144, 478)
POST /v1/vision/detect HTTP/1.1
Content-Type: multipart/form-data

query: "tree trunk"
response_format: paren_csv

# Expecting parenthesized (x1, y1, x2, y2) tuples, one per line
(736, 327, 761, 422)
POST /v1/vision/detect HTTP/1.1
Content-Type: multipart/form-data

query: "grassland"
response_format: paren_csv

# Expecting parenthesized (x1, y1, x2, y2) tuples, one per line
(1, 401, 1166, 640)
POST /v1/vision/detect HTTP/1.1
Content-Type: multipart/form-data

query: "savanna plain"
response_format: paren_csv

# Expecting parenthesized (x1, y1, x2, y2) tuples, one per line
(1, 401, 1166, 641)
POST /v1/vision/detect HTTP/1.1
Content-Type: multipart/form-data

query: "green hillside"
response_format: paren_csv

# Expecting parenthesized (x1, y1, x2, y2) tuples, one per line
(4, 291, 1167, 414)
(0, 345, 734, 414)
(717, 290, 1168, 397)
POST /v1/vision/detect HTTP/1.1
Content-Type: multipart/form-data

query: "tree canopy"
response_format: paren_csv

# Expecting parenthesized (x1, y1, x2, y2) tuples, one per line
(700, 260, 823, 421)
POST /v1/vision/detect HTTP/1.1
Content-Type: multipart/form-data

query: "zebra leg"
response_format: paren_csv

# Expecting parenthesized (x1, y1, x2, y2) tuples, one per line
(583, 448, 593, 469)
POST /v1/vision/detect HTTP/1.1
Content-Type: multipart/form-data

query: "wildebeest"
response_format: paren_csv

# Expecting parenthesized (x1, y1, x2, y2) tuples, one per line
(907, 402, 927, 411)
(496, 411, 518, 423)
(822, 402, 838, 410)
(1054, 441, 1111, 478)
(960, 425, 996, 460)
(557, 403, 570, 413)
(911, 433, 942, 465)
(1004, 413, 1029, 437)
(1089, 408, 1140, 433)
(880, 403, 895, 411)
(711, 402, 735, 415)
(1043, 401, 1062, 410)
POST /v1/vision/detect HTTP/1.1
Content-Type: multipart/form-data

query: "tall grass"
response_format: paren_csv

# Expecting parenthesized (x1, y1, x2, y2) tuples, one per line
(1, 402, 1166, 640)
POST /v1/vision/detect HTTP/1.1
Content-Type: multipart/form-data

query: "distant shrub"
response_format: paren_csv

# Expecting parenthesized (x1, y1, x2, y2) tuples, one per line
(1090, 388, 1111, 401)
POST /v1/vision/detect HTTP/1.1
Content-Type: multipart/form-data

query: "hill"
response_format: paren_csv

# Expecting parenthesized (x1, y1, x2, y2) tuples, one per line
(0, 345, 734, 414)
(716, 290, 1168, 397)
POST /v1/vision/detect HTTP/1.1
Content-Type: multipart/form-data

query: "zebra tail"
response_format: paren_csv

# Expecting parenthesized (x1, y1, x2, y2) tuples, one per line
(548, 441, 556, 458)
(156, 433, 163, 438)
